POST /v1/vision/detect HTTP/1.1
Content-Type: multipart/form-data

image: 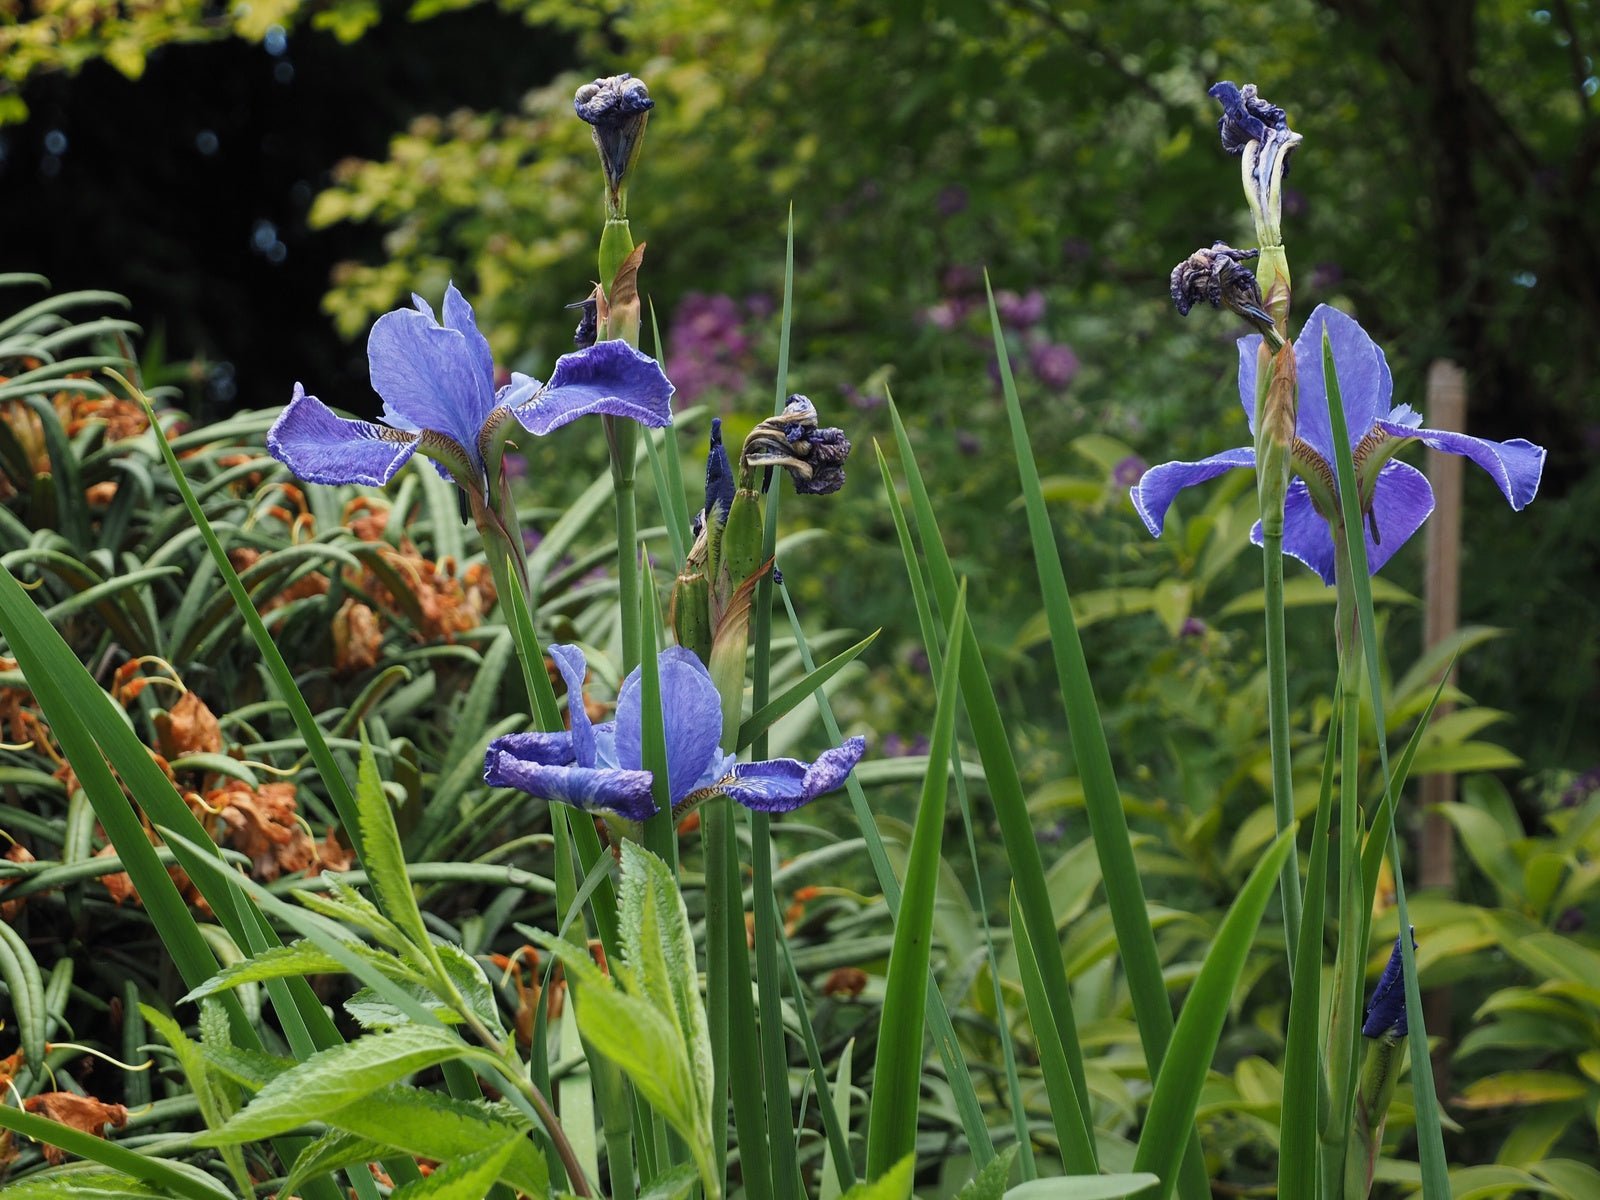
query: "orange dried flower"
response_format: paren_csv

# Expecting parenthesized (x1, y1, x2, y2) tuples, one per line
(1, 842, 35, 921)
(821, 967, 869, 1000)
(332, 600, 383, 674)
(23, 1092, 128, 1163)
(154, 691, 223, 759)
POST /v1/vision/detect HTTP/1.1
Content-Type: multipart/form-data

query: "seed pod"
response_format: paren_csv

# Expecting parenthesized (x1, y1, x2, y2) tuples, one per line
(714, 485, 764, 627)
(670, 569, 712, 665)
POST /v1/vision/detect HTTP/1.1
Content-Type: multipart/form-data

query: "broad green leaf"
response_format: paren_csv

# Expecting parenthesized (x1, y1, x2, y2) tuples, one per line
(323, 1087, 548, 1197)
(355, 730, 433, 957)
(389, 1137, 520, 1198)
(536, 929, 717, 1192)
(954, 1145, 1020, 1199)
(180, 940, 375, 1001)
(639, 1165, 702, 1200)
(281, 1130, 396, 1199)
(865, 582, 966, 1179)
(141, 1004, 252, 1194)
(0, 1174, 169, 1198)
(843, 1154, 914, 1199)
(1132, 825, 1297, 1198)
(201, 1025, 473, 1143)
(1453, 1071, 1592, 1109)
(1003, 1178, 1162, 1199)
(620, 840, 714, 1117)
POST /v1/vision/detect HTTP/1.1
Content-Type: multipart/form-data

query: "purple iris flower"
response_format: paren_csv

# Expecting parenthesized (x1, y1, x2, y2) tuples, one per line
(268, 283, 673, 493)
(484, 643, 866, 822)
(1130, 305, 1545, 585)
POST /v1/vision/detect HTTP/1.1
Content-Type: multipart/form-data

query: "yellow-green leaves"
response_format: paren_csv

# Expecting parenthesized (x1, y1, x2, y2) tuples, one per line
(536, 842, 722, 1200)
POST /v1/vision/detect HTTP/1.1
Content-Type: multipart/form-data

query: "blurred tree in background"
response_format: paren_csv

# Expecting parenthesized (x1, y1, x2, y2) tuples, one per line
(1, 0, 1594, 777)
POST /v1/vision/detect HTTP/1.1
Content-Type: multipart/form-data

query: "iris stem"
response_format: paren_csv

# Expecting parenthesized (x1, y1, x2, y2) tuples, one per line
(1322, 541, 1365, 1199)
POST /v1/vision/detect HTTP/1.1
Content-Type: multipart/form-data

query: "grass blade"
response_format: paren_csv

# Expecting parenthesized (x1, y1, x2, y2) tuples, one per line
(0, 1105, 231, 1200)
(1132, 826, 1298, 1198)
(866, 582, 966, 1178)
(884, 399, 1096, 1169)
(984, 279, 1207, 1196)
(1318, 331, 1449, 1198)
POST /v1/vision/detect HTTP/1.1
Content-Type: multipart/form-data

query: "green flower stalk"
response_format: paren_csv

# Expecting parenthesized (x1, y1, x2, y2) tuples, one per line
(575, 71, 658, 672)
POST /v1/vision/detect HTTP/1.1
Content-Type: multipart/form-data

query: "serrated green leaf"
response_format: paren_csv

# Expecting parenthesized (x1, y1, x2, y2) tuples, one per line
(140, 1005, 252, 1194)
(181, 940, 375, 1002)
(619, 840, 714, 1118)
(535, 929, 716, 1192)
(955, 1144, 1020, 1199)
(281, 1130, 396, 1199)
(389, 1137, 519, 1198)
(355, 731, 433, 957)
(322, 1087, 547, 1196)
(201, 1025, 472, 1143)
(639, 1164, 702, 1200)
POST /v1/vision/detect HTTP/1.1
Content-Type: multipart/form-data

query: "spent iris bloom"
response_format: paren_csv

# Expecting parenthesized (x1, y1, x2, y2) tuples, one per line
(484, 643, 866, 822)
(268, 283, 673, 495)
(1131, 305, 1545, 585)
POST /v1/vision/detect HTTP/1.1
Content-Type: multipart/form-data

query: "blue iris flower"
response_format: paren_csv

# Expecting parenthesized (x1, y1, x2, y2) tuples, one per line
(268, 283, 673, 493)
(484, 643, 867, 822)
(1131, 305, 1545, 585)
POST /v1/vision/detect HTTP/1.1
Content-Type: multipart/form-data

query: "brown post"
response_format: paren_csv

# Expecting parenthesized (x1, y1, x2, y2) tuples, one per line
(1420, 359, 1466, 1097)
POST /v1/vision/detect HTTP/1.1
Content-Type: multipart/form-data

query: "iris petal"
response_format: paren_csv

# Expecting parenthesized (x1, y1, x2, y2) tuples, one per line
(1129, 447, 1257, 537)
(710, 737, 867, 813)
(266, 385, 421, 487)
(441, 282, 496, 408)
(1373, 423, 1544, 510)
(485, 730, 575, 767)
(547, 644, 597, 768)
(512, 341, 674, 436)
(1293, 305, 1394, 459)
(1254, 461, 1435, 585)
(614, 646, 723, 803)
(367, 304, 496, 458)
(483, 745, 657, 821)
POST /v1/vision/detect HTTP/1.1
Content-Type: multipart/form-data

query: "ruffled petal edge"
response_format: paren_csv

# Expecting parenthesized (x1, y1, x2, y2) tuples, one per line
(267, 384, 420, 487)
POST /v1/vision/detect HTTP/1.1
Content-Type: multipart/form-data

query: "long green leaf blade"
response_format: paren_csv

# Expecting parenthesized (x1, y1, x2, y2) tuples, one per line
(1132, 825, 1297, 1198)
(865, 581, 966, 1178)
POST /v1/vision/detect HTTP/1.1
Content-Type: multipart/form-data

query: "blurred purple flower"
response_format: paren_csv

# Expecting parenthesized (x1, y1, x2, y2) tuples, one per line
(1308, 262, 1344, 292)
(956, 432, 982, 456)
(936, 185, 969, 217)
(995, 288, 1046, 329)
(841, 383, 884, 412)
(1179, 616, 1209, 638)
(1030, 341, 1081, 390)
(667, 291, 755, 404)
(1112, 455, 1147, 489)
(881, 733, 931, 758)
(924, 299, 972, 332)
(942, 265, 982, 295)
